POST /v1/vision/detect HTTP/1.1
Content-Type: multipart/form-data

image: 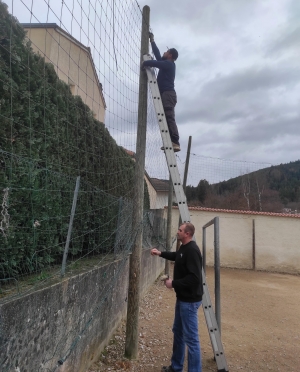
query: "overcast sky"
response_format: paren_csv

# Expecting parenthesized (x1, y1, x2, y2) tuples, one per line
(5, 0, 300, 171)
(139, 0, 300, 166)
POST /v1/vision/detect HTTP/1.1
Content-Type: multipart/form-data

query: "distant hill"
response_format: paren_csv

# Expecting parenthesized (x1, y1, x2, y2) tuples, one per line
(186, 160, 300, 213)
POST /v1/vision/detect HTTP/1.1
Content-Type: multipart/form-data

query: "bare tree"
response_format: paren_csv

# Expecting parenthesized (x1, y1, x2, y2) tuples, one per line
(256, 178, 264, 211)
(242, 175, 251, 210)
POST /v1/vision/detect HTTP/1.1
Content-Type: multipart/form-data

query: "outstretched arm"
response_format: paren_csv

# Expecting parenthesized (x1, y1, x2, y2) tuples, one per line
(142, 33, 169, 69)
(151, 41, 162, 61)
(151, 248, 176, 261)
(148, 32, 162, 61)
(151, 248, 161, 256)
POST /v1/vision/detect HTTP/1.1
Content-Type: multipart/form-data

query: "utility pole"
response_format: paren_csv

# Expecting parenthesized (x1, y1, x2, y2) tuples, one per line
(125, 5, 150, 359)
(176, 136, 192, 250)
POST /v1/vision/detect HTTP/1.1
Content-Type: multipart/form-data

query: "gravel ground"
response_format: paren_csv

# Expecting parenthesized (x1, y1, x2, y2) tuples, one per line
(87, 266, 300, 372)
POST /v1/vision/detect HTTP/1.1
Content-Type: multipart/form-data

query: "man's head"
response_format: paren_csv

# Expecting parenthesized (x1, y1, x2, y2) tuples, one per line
(177, 223, 195, 244)
(162, 48, 179, 61)
(169, 48, 178, 61)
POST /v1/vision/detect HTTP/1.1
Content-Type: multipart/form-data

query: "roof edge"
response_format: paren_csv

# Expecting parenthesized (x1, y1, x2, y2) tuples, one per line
(169, 206, 300, 218)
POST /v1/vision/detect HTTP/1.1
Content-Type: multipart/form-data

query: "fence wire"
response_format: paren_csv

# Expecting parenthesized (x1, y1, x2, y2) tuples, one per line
(0, 0, 160, 370)
(0, 0, 277, 370)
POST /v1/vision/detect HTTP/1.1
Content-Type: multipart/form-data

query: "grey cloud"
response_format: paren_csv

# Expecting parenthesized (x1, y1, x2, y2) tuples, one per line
(178, 97, 300, 164)
(175, 71, 300, 166)
(176, 90, 266, 125)
(234, 114, 300, 143)
(143, 0, 261, 35)
(139, 0, 300, 168)
(267, 26, 300, 56)
(176, 64, 300, 125)
(202, 66, 300, 96)
(287, 0, 300, 22)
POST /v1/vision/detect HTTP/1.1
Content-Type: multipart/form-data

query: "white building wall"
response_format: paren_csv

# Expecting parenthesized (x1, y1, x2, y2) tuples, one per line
(168, 208, 300, 274)
(155, 193, 169, 209)
(24, 27, 106, 123)
(145, 177, 157, 209)
(144, 177, 177, 210)
(255, 215, 300, 273)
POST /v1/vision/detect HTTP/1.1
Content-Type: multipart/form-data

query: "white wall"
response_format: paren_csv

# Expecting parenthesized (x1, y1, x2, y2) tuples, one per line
(168, 208, 300, 274)
(155, 192, 169, 209)
(255, 214, 300, 273)
(144, 178, 177, 209)
(145, 176, 157, 209)
(24, 27, 106, 123)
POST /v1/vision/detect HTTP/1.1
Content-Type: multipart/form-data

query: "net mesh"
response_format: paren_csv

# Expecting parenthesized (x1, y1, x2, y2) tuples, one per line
(0, 0, 273, 370)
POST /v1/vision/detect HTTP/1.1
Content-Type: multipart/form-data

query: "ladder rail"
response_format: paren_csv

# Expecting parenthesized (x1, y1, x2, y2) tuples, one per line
(202, 267, 228, 372)
(144, 55, 229, 372)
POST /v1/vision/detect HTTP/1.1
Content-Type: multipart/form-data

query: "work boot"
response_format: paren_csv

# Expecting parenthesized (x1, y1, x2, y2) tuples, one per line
(161, 142, 181, 152)
(172, 142, 181, 152)
(161, 366, 175, 372)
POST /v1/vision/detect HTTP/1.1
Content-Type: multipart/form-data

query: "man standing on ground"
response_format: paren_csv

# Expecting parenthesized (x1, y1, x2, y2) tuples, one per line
(151, 223, 203, 372)
(143, 33, 180, 152)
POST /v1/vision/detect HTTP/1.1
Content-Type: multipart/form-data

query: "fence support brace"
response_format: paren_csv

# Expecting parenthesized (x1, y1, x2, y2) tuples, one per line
(61, 176, 80, 277)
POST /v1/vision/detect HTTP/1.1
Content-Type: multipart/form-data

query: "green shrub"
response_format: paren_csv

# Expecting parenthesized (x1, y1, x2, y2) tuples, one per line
(0, 1, 149, 278)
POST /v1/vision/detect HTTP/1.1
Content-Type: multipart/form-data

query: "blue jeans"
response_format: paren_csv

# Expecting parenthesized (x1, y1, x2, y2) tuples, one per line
(171, 300, 202, 372)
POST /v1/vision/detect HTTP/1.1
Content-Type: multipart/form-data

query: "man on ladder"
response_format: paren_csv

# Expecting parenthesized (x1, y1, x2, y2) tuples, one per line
(143, 32, 181, 152)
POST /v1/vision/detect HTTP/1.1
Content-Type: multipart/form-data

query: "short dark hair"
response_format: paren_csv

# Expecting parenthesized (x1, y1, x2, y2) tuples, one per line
(182, 223, 195, 236)
(169, 48, 178, 61)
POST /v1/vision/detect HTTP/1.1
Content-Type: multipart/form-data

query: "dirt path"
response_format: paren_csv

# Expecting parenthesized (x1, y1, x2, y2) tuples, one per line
(88, 267, 300, 372)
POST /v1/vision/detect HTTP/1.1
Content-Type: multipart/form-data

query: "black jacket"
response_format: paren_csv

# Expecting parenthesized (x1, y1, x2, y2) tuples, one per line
(161, 240, 203, 302)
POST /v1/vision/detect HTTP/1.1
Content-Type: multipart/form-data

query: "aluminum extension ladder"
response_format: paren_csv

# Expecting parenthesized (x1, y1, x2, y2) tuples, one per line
(144, 54, 229, 372)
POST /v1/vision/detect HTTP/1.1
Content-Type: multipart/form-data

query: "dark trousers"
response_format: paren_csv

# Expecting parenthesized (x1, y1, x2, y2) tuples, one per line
(161, 90, 180, 145)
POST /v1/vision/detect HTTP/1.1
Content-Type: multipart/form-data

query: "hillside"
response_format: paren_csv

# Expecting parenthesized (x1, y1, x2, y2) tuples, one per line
(186, 160, 300, 213)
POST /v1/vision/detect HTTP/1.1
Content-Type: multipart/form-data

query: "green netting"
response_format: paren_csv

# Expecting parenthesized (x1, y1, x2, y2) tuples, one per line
(0, 1, 163, 370)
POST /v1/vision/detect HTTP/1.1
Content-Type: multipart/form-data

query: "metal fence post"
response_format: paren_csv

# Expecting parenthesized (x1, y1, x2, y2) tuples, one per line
(182, 136, 192, 194)
(202, 226, 206, 275)
(214, 216, 221, 334)
(61, 176, 80, 277)
(176, 136, 192, 251)
(165, 174, 173, 276)
(252, 219, 256, 270)
(114, 197, 123, 259)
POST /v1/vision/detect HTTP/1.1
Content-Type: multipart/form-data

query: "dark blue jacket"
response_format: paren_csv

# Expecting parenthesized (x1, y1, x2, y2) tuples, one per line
(143, 41, 176, 93)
